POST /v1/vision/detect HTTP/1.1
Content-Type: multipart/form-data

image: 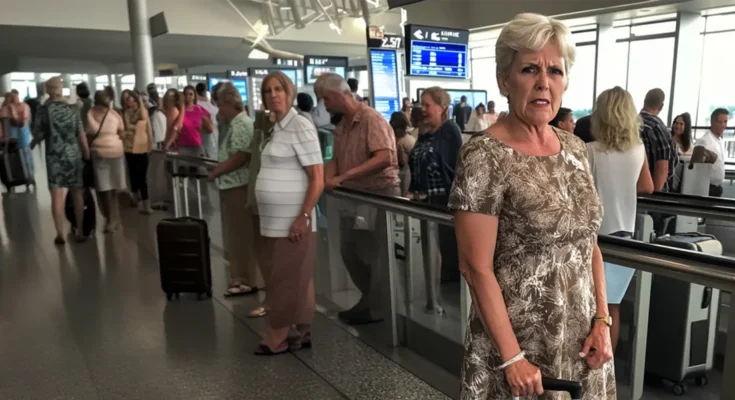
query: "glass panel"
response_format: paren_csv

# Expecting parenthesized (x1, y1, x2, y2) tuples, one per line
(10, 81, 37, 98)
(696, 31, 735, 129)
(626, 37, 676, 124)
(706, 13, 735, 32)
(40, 73, 61, 80)
(631, 21, 677, 37)
(572, 30, 597, 44)
(121, 74, 136, 84)
(615, 26, 631, 40)
(10, 72, 34, 80)
(609, 41, 630, 90)
(564, 44, 596, 119)
(470, 57, 504, 113)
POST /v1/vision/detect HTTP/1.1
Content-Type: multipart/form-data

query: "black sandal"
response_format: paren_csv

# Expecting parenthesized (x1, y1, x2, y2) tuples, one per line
(254, 343, 288, 356)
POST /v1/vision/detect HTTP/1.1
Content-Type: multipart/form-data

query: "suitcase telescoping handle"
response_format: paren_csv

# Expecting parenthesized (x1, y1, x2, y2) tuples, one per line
(511, 377, 583, 400)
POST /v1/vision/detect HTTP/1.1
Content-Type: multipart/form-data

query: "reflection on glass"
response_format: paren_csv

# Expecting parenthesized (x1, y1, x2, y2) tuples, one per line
(564, 44, 596, 119)
(627, 37, 676, 124)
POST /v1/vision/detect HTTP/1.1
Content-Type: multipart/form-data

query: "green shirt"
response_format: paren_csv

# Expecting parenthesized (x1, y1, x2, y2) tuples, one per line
(216, 112, 253, 190)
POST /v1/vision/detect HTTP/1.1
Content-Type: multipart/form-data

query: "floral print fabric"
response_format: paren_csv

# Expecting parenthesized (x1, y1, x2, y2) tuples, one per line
(448, 129, 616, 399)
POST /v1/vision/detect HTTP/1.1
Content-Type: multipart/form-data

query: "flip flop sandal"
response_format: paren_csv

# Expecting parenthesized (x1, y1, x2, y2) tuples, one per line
(254, 343, 288, 356)
(223, 284, 256, 297)
(247, 306, 268, 318)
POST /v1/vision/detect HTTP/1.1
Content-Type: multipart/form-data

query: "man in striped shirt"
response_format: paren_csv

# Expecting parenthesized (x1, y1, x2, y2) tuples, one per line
(639, 88, 678, 192)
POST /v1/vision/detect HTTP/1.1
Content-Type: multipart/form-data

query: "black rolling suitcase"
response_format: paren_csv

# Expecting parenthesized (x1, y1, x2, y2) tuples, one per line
(156, 168, 212, 300)
(65, 188, 97, 237)
(0, 137, 32, 192)
(511, 378, 583, 400)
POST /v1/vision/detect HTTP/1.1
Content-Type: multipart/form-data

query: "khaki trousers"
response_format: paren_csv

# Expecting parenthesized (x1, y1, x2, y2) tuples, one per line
(221, 185, 262, 289)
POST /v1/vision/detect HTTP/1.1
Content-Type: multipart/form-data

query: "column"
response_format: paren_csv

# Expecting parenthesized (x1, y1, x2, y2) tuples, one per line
(127, 0, 155, 90)
(669, 11, 704, 121)
(113, 75, 123, 107)
(89, 75, 98, 92)
(0, 74, 11, 94)
(594, 20, 617, 101)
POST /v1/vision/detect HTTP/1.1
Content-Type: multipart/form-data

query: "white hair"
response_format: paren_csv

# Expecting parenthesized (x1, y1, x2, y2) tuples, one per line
(217, 82, 244, 112)
(314, 73, 351, 97)
(496, 13, 576, 89)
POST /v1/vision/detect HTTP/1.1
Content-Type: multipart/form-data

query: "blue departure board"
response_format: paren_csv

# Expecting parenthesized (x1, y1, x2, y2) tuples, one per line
(369, 49, 400, 121)
(232, 78, 248, 102)
(405, 24, 470, 79)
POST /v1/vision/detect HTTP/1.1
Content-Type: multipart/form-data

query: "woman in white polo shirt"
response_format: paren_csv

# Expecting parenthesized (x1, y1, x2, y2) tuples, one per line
(254, 71, 324, 355)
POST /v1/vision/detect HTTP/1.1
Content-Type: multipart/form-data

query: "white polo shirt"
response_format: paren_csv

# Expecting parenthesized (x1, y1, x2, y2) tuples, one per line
(695, 130, 726, 186)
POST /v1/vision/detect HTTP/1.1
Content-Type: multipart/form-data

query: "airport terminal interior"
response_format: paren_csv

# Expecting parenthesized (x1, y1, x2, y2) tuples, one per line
(3, 0, 735, 399)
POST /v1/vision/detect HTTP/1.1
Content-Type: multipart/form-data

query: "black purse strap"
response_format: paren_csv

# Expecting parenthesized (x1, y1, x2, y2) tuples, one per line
(89, 110, 109, 146)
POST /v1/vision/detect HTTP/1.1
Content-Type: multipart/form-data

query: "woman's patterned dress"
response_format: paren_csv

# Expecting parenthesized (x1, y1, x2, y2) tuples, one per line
(448, 128, 616, 399)
(34, 102, 84, 189)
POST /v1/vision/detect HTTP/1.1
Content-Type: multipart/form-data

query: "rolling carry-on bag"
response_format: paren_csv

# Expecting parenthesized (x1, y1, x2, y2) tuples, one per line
(512, 378, 583, 400)
(156, 168, 211, 300)
(0, 137, 32, 192)
(646, 232, 721, 395)
(65, 188, 97, 237)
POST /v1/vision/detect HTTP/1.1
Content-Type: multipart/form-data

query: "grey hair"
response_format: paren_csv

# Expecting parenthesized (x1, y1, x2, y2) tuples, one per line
(45, 76, 64, 99)
(496, 13, 576, 90)
(314, 72, 351, 97)
(217, 81, 244, 112)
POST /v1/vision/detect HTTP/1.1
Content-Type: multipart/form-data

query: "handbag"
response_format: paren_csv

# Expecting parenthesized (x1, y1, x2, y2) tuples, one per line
(83, 110, 109, 188)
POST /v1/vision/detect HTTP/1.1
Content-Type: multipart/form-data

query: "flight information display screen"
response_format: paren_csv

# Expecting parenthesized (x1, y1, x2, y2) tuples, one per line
(369, 49, 400, 121)
(405, 24, 469, 79)
(304, 56, 348, 85)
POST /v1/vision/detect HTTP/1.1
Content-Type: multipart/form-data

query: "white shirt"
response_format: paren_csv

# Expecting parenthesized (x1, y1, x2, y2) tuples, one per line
(255, 108, 323, 238)
(587, 142, 645, 235)
(465, 112, 494, 132)
(695, 130, 726, 186)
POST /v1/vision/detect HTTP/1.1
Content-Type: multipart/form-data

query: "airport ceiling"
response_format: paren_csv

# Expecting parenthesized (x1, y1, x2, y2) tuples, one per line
(1, 0, 734, 74)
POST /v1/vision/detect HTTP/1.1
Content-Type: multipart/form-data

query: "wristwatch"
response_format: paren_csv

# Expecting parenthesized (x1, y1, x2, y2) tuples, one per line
(593, 315, 613, 327)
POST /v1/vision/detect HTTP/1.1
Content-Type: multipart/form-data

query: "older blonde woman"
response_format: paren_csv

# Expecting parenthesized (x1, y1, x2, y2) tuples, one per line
(207, 82, 261, 297)
(31, 77, 90, 245)
(587, 87, 653, 353)
(448, 13, 615, 399)
(254, 71, 323, 354)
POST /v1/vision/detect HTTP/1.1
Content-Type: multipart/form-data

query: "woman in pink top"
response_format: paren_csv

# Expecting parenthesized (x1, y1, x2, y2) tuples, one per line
(163, 85, 214, 157)
(87, 90, 126, 232)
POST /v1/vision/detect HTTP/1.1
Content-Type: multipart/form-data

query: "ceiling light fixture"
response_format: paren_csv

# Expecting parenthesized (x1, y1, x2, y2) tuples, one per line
(248, 48, 270, 59)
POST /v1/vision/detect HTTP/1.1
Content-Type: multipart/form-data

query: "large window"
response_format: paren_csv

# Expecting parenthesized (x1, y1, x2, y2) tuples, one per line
(626, 37, 676, 123)
(564, 44, 596, 119)
(695, 14, 735, 128)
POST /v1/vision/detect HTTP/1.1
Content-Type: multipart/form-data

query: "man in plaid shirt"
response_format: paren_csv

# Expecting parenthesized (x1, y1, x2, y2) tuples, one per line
(639, 88, 678, 192)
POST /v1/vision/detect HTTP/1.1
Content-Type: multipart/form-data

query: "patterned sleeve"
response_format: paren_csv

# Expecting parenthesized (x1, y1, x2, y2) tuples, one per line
(231, 117, 254, 154)
(292, 117, 323, 167)
(448, 139, 506, 216)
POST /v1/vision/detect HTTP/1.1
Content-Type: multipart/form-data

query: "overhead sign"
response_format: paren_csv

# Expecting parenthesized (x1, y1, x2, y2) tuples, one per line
(405, 24, 469, 79)
(272, 58, 302, 67)
(228, 70, 249, 78)
(369, 49, 401, 121)
(304, 56, 348, 84)
(188, 74, 207, 82)
(366, 26, 404, 49)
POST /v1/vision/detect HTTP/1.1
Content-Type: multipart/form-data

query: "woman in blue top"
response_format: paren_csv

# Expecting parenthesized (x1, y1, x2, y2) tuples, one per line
(407, 86, 463, 314)
(3, 89, 35, 190)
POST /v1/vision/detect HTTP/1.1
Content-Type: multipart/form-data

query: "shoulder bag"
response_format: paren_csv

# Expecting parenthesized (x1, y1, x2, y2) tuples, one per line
(83, 110, 109, 188)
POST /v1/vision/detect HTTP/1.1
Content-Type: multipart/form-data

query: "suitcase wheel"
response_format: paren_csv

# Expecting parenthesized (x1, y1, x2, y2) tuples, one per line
(695, 376, 708, 387)
(672, 383, 687, 396)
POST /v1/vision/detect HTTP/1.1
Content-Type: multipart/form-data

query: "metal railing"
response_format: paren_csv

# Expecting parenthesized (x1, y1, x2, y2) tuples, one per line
(333, 187, 735, 292)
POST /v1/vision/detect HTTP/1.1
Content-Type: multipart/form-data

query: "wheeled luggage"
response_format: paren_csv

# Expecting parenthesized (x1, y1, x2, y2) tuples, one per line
(0, 137, 32, 191)
(65, 187, 97, 237)
(511, 378, 583, 400)
(646, 232, 721, 395)
(156, 166, 211, 300)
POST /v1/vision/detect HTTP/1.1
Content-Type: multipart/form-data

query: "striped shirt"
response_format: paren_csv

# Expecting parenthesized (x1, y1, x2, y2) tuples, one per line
(640, 110, 678, 192)
(255, 108, 323, 238)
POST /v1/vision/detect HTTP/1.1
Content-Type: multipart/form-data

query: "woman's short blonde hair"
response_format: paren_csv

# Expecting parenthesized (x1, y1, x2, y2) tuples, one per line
(421, 87, 451, 121)
(496, 13, 576, 90)
(217, 82, 245, 112)
(45, 76, 64, 99)
(261, 71, 296, 109)
(591, 86, 642, 152)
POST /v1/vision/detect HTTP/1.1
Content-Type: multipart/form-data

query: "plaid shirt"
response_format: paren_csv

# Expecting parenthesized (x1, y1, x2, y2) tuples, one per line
(640, 110, 678, 192)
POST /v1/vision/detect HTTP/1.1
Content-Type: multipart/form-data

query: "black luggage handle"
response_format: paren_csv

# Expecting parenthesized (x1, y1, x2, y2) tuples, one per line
(542, 377, 583, 399)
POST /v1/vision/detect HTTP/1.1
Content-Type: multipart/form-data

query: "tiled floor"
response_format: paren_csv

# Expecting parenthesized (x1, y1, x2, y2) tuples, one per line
(0, 159, 450, 400)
